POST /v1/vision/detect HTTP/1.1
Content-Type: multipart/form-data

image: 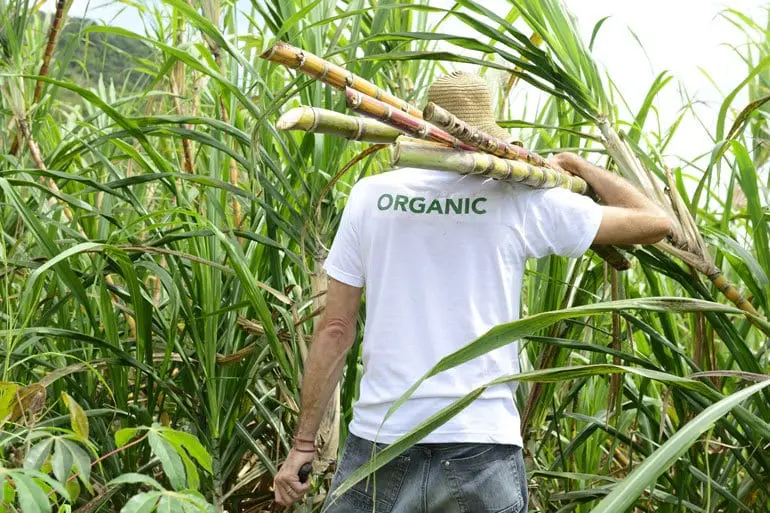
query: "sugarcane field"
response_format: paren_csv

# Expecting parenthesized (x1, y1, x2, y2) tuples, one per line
(2, 0, 770, 511)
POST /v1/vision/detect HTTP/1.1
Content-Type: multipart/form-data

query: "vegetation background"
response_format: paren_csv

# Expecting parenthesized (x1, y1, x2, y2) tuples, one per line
(0, 0, 768, 512)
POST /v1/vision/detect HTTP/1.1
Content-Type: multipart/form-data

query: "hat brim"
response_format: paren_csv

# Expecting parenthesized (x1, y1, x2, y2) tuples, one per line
(476, 120, 517, 144)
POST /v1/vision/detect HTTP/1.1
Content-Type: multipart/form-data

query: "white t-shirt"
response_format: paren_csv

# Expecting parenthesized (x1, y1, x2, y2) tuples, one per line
(323, 167, 602, 445)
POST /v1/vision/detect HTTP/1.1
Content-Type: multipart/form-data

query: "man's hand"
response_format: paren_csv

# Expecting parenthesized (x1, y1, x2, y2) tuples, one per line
(274, 279, 361, 505)
(548, 152, 580, 177)
(274, 448, 315, 506)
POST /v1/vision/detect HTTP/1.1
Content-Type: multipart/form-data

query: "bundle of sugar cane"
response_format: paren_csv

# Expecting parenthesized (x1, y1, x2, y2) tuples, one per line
(392, 138, 590, 195)
(424, 102, 551, 168)
(262, 40, 422, 118)
(277, 106, 401, 143)
(262, 42, 565, 172)
(345, 87, 582, 190)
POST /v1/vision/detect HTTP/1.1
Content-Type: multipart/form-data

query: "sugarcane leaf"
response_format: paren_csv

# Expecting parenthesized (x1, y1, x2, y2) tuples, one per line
(23, 438, 53, 471)
(725, 93, 770, 141)
(148, 431, 186, 491)
(208, 225, 290, 376)
(384, 298, 751, 425)
(590, 379, 770, 513)
(61, 392, 89, 439)
(729, 141, 770, 311)
(330, 363, 718, 500)
(589, 16, 611, 50)
(0, 179, 96, 324)
(84, 27, 260, 118)
(628, 72, 672, 145)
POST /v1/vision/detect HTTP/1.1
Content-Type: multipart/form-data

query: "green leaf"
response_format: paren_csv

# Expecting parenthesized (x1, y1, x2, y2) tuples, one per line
(384, 298, 751, 425)
(160, 430, 212, 473)
(115, 427, 140, 447)
(331, 363, 717, 500)
(61, 392, 89, 439)
(156, 496, 184, 513)
(65, 476, 81, 503)
(108, 473, 163, 490)
(148, 432, 186, 491)
(64, 439, 92, 486)
(2, 478, 15, 504)
(120, 492, 161, 513)
(0, 383, 20, 423)
(11, 473, 50, 513)
(23, 438, 53, 471)
(590, 379, 770, 513)
(51, 439, 73, 483)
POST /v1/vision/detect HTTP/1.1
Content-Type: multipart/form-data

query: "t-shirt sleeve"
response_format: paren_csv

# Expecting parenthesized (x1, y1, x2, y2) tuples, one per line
(323, 184, 365, 287)
(522, 187, 603, 259)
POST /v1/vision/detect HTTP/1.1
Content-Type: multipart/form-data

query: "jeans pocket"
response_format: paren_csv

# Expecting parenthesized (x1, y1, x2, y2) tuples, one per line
(326, 435, 411, 513)
(442, 444, 524, 513)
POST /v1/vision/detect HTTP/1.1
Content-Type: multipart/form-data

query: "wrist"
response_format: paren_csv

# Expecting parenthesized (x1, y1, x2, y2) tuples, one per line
(292, 433, 317, 451)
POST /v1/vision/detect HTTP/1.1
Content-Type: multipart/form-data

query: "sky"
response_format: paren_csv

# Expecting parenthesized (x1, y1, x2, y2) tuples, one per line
(42, 0, 769, 164)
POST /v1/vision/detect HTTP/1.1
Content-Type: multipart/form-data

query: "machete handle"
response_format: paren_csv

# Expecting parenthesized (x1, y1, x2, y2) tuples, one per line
(298, 462, 313, 483)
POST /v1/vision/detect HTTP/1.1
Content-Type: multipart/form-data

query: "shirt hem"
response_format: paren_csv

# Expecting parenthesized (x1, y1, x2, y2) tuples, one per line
(349, 425, 523, 447)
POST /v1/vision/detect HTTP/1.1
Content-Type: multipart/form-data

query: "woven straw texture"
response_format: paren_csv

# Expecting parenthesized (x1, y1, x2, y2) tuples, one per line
(426, 71, 513, 142)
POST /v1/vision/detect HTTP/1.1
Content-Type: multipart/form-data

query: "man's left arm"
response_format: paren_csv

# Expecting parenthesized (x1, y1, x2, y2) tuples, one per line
(273, 277, 362, 506)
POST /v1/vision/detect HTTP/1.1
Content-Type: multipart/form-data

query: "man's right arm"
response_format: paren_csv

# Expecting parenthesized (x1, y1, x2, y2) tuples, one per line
(550, 152, 672, 245)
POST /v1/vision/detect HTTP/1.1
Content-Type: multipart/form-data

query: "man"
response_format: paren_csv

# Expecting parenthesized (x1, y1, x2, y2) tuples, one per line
(274, 72, 671, 512)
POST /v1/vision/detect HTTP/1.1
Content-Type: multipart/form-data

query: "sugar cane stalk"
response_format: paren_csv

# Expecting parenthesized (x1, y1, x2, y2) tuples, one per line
(261, 40, 423, 118)
(34, 0, 69, 105)
(277, 106, 401, 143)
(345, 87, 477, 151)
(392, 138, 589, 195)
(597, 117, 765, 323)
(424, 101, 553, 168)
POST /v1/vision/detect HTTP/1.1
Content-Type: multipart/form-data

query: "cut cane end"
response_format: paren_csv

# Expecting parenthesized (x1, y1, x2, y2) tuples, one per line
(423, 102, 436, 120)
(390, 143, 402, 167)
(276, 107, 308, 131)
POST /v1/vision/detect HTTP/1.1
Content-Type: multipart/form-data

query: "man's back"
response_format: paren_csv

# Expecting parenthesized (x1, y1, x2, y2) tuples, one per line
(324, 167, 602, 445)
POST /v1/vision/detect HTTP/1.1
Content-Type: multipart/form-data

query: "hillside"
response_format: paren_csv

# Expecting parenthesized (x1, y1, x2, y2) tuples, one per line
(54, 15, 155, 97)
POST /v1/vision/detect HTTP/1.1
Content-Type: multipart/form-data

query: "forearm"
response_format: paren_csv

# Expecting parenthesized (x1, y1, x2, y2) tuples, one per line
(568, 156, 663, 213)
(294, 325, 353, 440)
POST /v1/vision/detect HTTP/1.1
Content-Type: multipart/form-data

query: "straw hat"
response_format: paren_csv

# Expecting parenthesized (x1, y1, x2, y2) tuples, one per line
(426, 71, 515, 143)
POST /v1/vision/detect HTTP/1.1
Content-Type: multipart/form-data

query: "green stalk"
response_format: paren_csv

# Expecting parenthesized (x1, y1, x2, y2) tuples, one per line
(391, 138, 589, 194)
(277, 106, 401, 143)
(424, 101, 553, 169)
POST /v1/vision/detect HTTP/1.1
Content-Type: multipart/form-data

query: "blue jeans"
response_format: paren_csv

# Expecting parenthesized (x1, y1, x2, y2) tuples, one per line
(322, 433, 528, 513)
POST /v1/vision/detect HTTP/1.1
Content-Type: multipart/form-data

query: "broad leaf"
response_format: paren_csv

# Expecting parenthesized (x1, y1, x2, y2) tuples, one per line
(61, 392, 89, 439)
(23, 438, 53, 471)
(148, 431, 186, 491)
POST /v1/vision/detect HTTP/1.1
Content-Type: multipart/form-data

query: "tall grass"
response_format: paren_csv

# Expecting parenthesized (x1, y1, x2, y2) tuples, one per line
(0, 0, 768, 511)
